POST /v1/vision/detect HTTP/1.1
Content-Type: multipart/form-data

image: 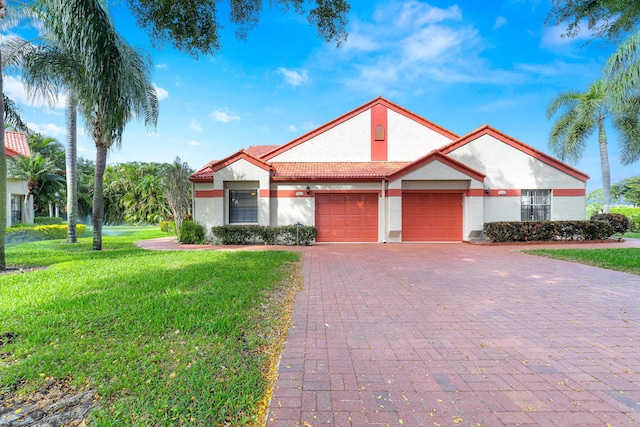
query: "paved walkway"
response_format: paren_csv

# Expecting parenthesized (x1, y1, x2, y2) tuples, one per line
(265, 241, 640, 426)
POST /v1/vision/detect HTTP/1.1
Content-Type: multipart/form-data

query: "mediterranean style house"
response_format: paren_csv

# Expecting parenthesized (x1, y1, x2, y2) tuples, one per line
(190, 97, 588, 242)
(5, 131, 33, 226)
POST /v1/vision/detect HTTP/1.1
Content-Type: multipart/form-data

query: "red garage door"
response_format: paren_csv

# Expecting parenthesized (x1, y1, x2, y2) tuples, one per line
(402, 192, 462, 241)
(316, 193, 378, 242)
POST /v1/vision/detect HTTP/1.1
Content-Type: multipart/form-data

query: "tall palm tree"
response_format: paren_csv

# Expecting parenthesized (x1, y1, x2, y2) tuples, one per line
(547, 79, 640, 213)
(0, 0, 8, 269)
(35, 0, 158, 249)
(604, 29, 640, 166)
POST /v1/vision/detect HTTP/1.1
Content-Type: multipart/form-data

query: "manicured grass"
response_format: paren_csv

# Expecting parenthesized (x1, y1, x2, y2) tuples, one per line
(0, 228, 300, 426)
(625, 232, 640, 238)
(526, 247, 640, 275)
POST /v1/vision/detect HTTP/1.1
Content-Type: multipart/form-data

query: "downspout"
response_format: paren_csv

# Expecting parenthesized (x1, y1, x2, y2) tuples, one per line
(381, 178, 386, 243)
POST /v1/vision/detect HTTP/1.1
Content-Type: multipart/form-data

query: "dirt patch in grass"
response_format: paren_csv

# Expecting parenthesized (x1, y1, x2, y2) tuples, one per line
(0, 266, 47, 276)
(0, 379, 95, 426)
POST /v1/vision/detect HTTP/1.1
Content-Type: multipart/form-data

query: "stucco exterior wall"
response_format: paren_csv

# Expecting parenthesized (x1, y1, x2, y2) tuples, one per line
(446, 134, 585, 189)
(552, 196, 587, 220)
(269, 112, 371, 162)
(387, 110, 454, 161)
(6, 178, 33, 225)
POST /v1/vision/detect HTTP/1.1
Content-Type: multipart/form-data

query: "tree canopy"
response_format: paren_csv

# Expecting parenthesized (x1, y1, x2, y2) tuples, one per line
(127, 0, 350, 57)
(546, 0, 640, 41)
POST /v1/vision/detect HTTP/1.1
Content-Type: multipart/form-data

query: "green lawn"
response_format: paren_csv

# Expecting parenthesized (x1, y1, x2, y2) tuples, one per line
(526, 247, 640, 275)
(0, 227, 300, 426)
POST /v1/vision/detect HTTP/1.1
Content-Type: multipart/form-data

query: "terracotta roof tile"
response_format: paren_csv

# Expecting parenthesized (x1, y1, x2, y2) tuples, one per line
(190, 160, 216, 180)
(5, 131, 30, 157)
(271, 162, 410, 179)
(246, 145, 280, 158)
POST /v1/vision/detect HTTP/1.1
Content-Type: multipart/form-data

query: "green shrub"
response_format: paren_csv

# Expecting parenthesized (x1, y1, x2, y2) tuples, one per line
(611, 207, 640, 232)
(6, 224, 87, 243)
(279, 225, 318, 246)
(590, 213, 629, 234)
(179, 221, 205, 244)
(160, 220, 176, 234)
(34, 216, 64, 225)
(483, 220, 614, 242)
(211, 225, 318, 245)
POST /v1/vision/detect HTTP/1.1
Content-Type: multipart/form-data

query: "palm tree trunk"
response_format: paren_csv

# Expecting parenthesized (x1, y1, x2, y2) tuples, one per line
(598, 115, 612, 213)
(0, 10, 6, 270)
(92, 142, 108, 250)
(66, 90, 78, 243)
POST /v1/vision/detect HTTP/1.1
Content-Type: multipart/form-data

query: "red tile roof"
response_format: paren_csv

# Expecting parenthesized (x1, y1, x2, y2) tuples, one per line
(190, 160, 216, 181)
(246, 145, 281, 158)
(271, 162, 410, 179)
(5, 131, 30, 157)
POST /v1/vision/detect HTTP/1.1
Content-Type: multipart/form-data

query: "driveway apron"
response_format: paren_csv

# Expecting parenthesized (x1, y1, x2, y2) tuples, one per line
(266, 243, 640, 426)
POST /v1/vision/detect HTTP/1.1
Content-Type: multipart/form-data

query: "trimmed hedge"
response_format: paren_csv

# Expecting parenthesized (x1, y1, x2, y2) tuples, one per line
(590, 213, 629, 234)
(610, 207, 640, 233)
(483, 220, 614, 243)
(211, 225, 318, 246)
(6, 224, 87, 243)
(34, 216, 64, 225)
(179, 221, 205, 244)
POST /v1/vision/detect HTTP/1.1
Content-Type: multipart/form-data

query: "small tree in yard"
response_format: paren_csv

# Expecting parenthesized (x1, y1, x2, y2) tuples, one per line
(163, 157, 192, 235)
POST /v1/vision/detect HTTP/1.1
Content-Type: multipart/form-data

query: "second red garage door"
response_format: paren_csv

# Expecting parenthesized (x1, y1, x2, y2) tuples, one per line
(402, 192, 462, 241)
(315, 193, 378, 242)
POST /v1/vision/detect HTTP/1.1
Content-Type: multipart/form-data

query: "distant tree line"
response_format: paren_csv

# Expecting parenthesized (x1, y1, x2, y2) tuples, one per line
(8, 132, 193, 226)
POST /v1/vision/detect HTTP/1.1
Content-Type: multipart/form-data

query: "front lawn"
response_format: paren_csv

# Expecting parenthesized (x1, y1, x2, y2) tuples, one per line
(0, 228, 300, 426)
(525, 247, 640, 275)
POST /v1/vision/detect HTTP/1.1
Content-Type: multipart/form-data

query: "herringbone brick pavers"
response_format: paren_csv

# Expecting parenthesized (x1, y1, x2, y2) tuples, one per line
(266, 242, 640, 426)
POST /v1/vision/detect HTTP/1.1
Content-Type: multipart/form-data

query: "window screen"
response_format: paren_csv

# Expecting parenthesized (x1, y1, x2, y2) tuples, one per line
(521, 189, 551, 221)
(229, 190, 258, 223)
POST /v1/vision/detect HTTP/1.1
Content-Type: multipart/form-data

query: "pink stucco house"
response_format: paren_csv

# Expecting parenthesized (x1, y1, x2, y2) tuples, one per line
(190, 97, 588, 242)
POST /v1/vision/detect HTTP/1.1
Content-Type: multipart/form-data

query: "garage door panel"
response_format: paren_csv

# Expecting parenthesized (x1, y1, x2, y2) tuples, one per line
(402, 192, 462, 241)
(316, 193, 378, 242)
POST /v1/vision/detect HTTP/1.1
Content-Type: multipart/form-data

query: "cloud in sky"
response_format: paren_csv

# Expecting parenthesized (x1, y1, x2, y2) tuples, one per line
(5, 75, 66, 109)
(494, 16, 507, 29)
(540, 20, 595, 48)
(190, 119, 203, 132)
(154, 84, 169, 100)
(278, 68, 310, 87)
(210, 108, 241, 123)
(156, 63, 169, 69)
(328, 1, 501, 91)
(189, 140, 202, 146)
(27, 121, 66, 136)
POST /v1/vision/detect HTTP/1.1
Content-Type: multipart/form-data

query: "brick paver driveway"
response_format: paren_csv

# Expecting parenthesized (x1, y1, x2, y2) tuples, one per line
(266, 243, 640, 426)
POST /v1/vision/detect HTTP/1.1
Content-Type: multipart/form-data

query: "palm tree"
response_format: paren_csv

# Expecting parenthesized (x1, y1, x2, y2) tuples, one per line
(35, 0, 158, 249)
(8, 153, 64, 223)
(546, 79, 640, 213)
(604, 29, 640, 166)
(0, 0, 8, 270)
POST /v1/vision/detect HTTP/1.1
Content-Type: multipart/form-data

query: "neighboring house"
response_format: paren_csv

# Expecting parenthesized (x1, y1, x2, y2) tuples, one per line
(5, 131, 34, 226)
(190, 97, 588, 242)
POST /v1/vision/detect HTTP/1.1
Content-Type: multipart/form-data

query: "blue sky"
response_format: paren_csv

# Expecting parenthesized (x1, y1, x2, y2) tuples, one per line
(4, 0, 637, 192)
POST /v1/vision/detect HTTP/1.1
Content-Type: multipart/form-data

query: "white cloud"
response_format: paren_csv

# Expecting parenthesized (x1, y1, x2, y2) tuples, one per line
(154, 84, 169, 101)
(210, 108, 240, 123)
(278, 68, 310, 87)
(4, 75, 66, 109)
(188, 140, 202, 146)
(27, 121, 66, 136)
(494, 16, 507, 29)
(323, 0, 507, 92)
(190, 119, 203, 132)
(541, 20, 595, 48)
(287, 124, 298, 132)
(156, 63, 169, 69)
